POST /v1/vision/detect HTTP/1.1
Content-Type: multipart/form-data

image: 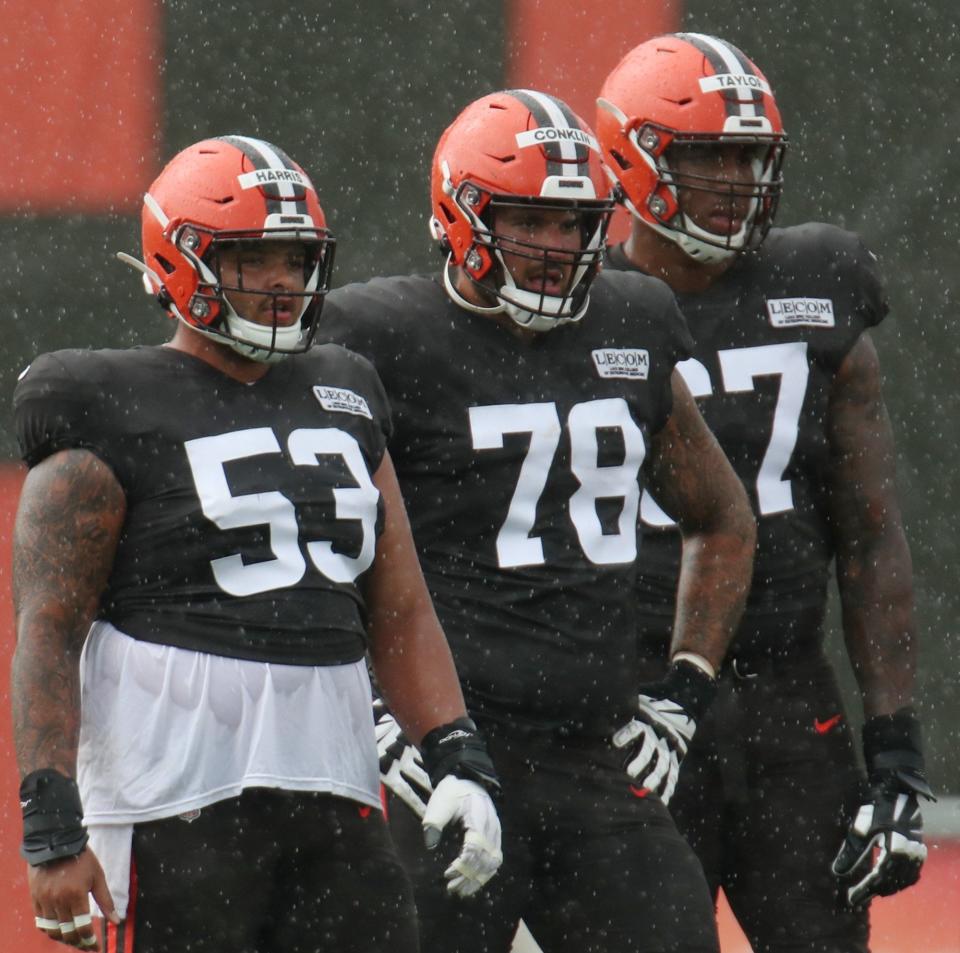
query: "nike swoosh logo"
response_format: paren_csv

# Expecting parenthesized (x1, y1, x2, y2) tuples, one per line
(629, 785, 650, 798)
(814, 714, 843, 735)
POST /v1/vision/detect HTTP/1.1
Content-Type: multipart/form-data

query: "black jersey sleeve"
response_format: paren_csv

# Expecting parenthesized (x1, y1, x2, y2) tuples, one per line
(14, 350, 124, 478)
(849, 235, 889, 330)
(793, 222, 889, 331)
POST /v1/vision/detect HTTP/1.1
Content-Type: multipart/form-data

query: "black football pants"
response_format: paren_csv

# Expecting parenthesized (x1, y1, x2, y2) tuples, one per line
(104, 788, 419, 953)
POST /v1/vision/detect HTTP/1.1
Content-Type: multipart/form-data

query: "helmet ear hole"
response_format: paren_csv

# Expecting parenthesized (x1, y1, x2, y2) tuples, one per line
(154, 254, 177, 275)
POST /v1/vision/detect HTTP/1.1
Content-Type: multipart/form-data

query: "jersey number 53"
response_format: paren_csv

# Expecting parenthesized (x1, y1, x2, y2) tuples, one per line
(184, 427, 378, 596)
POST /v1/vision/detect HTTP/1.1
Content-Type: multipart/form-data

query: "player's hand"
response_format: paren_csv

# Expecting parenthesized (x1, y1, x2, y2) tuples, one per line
(612, 658, 717, 805)
(419, 716, 503, 898)
(832, 707, 935, 907)
(373, 698, 432, 818)
(29, 848, 120, 949)
(423, 776, 503, 898)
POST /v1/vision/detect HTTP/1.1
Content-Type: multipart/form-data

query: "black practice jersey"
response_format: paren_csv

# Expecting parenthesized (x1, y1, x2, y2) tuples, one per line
(13, 344, 392, 665)
(606, 223, 888, 626)
(322, 272, 692, 732)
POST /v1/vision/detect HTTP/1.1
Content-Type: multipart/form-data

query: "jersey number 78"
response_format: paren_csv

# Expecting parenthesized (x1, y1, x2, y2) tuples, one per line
(469, 397, 646, 568)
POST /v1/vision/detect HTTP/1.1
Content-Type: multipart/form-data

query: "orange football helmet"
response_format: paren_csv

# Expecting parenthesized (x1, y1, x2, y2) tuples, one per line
(430, 90, 615, 331)
(597, 33, 786, 264)
(121, 135, 335, 362)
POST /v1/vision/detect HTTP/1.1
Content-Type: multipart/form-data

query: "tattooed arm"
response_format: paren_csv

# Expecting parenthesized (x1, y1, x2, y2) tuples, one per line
(12, 448, 126, 941)
(827, 333, 916, 717)
(645, 370, 756, 671)
(12, 449, 126, 774)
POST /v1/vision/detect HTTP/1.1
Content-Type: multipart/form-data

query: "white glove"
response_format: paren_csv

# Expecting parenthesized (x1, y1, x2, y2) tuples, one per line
(374, 702, 432, 818)
(422, 775, 503, 898)
(611, 658, 716, 805)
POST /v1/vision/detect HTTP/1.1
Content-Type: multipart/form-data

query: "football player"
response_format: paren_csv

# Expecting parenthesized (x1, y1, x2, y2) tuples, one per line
(11, 135, 502, 953)
(322, 90, 756, 953)
(597, 33, 933, 952)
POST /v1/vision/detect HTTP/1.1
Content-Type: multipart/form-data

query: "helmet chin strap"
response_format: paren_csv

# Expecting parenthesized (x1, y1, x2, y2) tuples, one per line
(442, 257, 502, 317)
(162, 306, 301, 365)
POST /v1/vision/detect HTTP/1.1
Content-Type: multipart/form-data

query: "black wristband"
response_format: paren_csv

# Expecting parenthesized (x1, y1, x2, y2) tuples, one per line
(862, 706, 935, 800)
(20, 769, 89, 867)
(420, 717, 501, 797)
(658, 659, 718, 723)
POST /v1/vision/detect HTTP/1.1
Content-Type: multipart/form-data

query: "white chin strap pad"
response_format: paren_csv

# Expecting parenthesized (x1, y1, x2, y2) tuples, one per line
(499, 286, 587, 333)
(223, 314, 303, 363)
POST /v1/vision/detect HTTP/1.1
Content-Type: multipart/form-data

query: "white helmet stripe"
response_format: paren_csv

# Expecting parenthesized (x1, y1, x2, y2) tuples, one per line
(143, 191, 169, 228)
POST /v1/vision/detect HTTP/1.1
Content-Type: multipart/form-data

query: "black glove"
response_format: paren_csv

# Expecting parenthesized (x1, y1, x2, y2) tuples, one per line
(832, 707, 935, 907)
(611, 658, 717, 804)
(373, 696, 432, 818)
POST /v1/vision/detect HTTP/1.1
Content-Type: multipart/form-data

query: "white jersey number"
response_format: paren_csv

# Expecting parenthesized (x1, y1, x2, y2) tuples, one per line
(641, 341, 809, 526)
(469, 398, 646, 568)
(184, 427, 379, 596)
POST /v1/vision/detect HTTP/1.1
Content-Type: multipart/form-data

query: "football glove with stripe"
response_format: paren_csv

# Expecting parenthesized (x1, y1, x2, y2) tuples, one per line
(612, 658, 717, 804)
(832, 707, 935, 907)
(373, 697, 432, 818)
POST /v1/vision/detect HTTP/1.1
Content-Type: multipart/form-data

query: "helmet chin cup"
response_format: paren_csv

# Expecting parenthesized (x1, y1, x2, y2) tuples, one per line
(443, 256, 587, 334)
(644, 211, 743, 265)
(223, 315, 303, 363)
(500, 286, 589, 332)
(216, 288, 311, 363)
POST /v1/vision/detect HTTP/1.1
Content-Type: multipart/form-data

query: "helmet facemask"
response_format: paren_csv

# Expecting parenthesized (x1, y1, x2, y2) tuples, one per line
(443, 182, 613, 333)
(178, 227, 334, 363)
(624, 122, 785, 265)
